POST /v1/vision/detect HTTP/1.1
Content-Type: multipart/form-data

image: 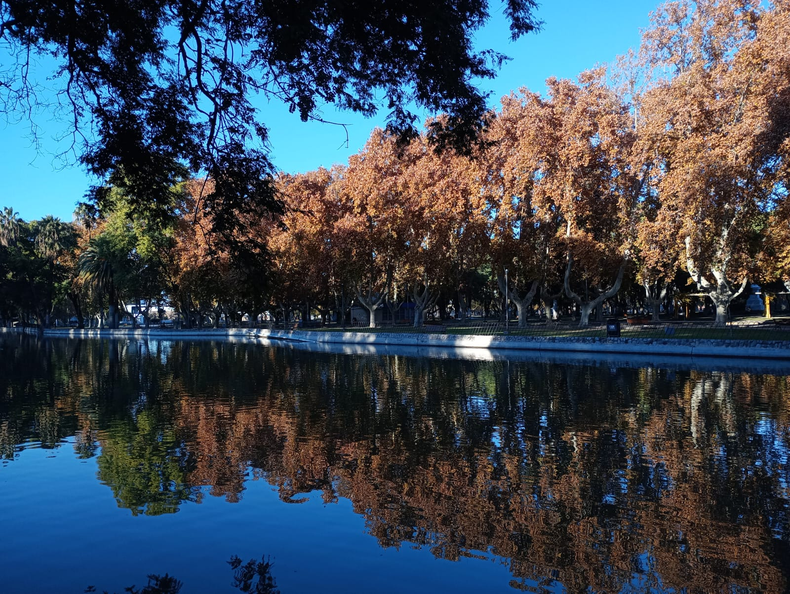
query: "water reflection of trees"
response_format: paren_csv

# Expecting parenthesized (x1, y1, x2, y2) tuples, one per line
(83, 554, 279, 594)
(1, 335, 789, 592)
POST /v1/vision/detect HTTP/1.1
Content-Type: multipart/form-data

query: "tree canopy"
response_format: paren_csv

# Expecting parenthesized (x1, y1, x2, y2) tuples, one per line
(0, 0, 541, 226)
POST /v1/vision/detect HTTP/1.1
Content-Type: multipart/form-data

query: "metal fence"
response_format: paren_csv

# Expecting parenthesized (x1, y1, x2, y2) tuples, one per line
(278, 318, 790, 342)
(7, 317, 789, 342)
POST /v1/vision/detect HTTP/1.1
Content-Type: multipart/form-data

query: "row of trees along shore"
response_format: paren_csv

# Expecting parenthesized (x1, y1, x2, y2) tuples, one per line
(2, 0, 790, 331)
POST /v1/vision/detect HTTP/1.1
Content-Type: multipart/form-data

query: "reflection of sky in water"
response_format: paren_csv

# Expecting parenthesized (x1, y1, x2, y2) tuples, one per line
(466, 393, 493, 419)
(754, 415, 790, 539)
(491, 426, 502, 449)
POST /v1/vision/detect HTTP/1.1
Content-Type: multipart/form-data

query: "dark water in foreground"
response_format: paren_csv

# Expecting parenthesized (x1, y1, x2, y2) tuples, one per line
(1, 336, 789, 593)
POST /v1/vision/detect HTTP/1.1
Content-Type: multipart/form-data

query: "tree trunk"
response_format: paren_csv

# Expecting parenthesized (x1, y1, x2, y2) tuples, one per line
(455, 290, 469, 322)
(436, 294, 448, 321)
(34, 307, 45, 336)
(712, 299, 730, 326)
(385, 297, 402, 325)
(341, 288, 347, 330)
(68, 292, 85, 329)
(278, 304, 287, 327)
(140, 300, 153, 329)
(644, 281, 668, 323)
(649, 299, 661, 322)
(684, 237, 747, 328)
(497, 275, 539, 329)
(354, 282, 387, 329)
(412, 278, 439, 329)
(564, 256, 627, 328)
(579, 302, 595, 328)
(540, 286, 563, 321)
(365, 304, 377, 328)
(178, 292, 191, 329)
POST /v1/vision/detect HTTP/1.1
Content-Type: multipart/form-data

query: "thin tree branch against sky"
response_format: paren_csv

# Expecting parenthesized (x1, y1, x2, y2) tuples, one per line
(0, 1, 658, 222)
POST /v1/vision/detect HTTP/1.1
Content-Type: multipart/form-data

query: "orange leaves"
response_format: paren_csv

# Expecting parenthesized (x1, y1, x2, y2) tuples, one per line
(635, 0, 790, 287)
(163, 0, 790, 315)
(485, 71, 637, 294)
(268, 168, 344, 304)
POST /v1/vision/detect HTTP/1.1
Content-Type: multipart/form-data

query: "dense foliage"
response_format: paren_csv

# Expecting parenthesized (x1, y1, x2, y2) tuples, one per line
(0, 0, 540, 236)
(1, 0, 789, 329)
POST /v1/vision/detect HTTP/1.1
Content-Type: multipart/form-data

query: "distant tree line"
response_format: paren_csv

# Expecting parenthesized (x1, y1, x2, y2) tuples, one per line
(1, 0, 789, 330)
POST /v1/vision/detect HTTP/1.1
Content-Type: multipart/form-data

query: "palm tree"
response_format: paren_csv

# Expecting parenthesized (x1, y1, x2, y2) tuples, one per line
(0, 207, 21, 247)
(79, 236, 121, 329)
(73, 203, 98, 240)
(32, 216, 76, 327)
(33, 215, 70, 260)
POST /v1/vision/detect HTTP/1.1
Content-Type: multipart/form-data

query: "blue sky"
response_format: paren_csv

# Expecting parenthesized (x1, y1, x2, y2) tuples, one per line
(0, 1, 659, 222)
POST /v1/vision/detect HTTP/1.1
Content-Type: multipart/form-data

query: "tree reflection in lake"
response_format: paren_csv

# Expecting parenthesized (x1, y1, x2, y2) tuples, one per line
(84, 554, 279, 594)
(1, 334, 789, 592)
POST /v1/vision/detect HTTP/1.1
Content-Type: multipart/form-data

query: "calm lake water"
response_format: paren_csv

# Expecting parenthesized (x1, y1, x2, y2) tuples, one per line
(1, 335, 789, 593)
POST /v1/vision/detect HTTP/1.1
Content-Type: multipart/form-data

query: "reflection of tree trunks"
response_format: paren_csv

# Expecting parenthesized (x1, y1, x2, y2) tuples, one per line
(688, 372, 734, 446)
(713, 373, 735, 435)
(108, 339, 120, 384)
(690, 378, 705, 446)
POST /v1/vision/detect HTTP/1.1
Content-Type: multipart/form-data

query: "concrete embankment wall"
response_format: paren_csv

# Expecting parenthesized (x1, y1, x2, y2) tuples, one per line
(3, 326, 789, 360)
(258, 329, 790, 360)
